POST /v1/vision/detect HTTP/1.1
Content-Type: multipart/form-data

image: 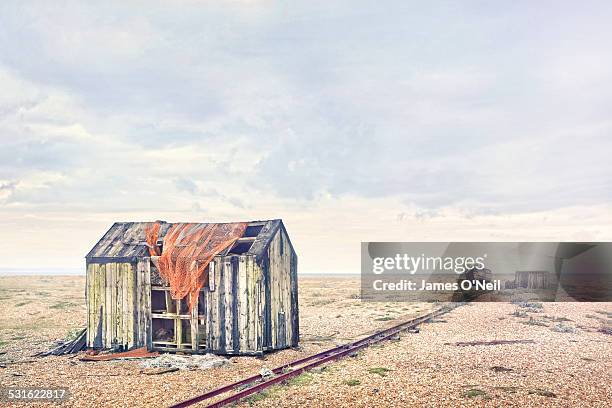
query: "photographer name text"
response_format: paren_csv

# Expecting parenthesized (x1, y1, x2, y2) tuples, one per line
(372, 279, 502, 291)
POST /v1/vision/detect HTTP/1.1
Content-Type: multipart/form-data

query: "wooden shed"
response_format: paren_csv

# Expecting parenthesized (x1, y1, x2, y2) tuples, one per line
(85, 219, 298, 356)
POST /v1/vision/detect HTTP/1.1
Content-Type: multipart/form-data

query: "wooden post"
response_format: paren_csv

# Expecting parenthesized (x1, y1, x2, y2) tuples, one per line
(175, 313, 181, 349)
(191, 300, 199, 352)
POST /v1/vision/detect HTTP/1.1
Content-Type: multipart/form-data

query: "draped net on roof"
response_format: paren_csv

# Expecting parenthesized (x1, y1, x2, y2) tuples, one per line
(145, 221, 248, 311)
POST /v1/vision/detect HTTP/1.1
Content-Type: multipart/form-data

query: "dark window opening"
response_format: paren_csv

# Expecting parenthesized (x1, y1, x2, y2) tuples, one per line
(243, 224, 263, 237)
(180, 320, 192, 345)
(151, 290, 166, 313)
(179, 297, 190, 315)
(227, 241, 252, 255)
(198, 318, 207, 346)
(152, 318, 175, 342)
(197, 291, 206, 316)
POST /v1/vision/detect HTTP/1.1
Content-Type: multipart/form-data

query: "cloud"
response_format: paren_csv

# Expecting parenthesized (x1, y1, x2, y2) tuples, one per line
(174, 177, 198, 194)
(1, 2, 612, 270)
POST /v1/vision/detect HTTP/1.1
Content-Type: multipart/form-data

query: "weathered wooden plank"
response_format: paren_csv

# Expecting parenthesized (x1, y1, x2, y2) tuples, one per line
(112, 263, 118, 347)
(257, 262, 266, 351)
(104, 263, 111, 347)
(191, 299, 198, 351)
(290, 251, 299, 346)
(129, 261, 137, 348)
(121, 263, 128, 348)
(248, 256, 260, 352)
(86, 263, 91, 346)
(269, 232, 279, 349)
(86, 263, 94, 347)
(143, 257, 152, 349)
(175, 314, 181, 348)
(218, 259, 229, 352)
(206, 260, 217, 352)
(238, 255, 248, 352)
(231, 256, 240, 353)
(282, 230, 291, 347)
(135, 259, 144, 347)
(94, 263, 104, 348)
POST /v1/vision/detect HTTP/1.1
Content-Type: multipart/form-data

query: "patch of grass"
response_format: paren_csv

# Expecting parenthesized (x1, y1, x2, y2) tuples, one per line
(511, 310, 528, 318)
(374, 316, 395, 321)
(551, 323, 576, 333)
(495, 386, 519, 393)
(15, 301, 30, 307)
(342, 379, 361, 386)
(522, 317, 548, 327)
(11, 334, 27, 340)
(464, 388, 488, 398)
(310, 366, 333, 374)
(0, 340, 8, 347)
(368, 367, 391, 377)
(309, 299, 335, 306)
(50, 301, 76, 310)
(528, 388, 556, 397)
(244, 391, 271, 405)
(243, 386, 281, 405)
(515, 301, 543, 309)
(286, 373, 313, 386)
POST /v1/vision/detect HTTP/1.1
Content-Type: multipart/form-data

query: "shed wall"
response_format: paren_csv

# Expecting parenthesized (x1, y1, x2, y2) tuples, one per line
(262, 227, 298, 350)
(86, 259, 151, 349)
(206, 255, 262, 354)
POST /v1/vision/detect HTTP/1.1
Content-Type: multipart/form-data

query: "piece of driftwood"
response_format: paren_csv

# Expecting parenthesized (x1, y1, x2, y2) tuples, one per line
(448, 339, 535, 347)
(141, 367, 179, 375)
(491, 366, 514, 372)
(1, 360, 36, 365)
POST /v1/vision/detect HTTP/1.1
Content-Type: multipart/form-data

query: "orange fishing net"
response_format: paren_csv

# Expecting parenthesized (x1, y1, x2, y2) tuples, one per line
(145, 222, 247, 311)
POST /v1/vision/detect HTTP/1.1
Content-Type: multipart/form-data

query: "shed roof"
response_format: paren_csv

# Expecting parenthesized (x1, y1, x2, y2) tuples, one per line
(86, 219, 286, 263)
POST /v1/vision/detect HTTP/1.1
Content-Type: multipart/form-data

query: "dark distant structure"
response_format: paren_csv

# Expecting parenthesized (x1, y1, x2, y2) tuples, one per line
(513, 270, 553, 289)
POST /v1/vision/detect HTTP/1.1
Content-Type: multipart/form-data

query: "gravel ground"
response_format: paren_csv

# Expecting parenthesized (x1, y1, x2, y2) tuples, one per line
(246, 302, 611, 408)
(0, 276, 610, 407)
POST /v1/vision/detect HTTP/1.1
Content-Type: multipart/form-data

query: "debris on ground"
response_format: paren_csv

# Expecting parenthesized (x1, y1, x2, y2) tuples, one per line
(449, 339, 535, 347)
(598, 325, 612, 335)
(141, 367, 179, 375)
(551, 323, 576, 333)
(490, 366, 513, 372)
(79, 347, 159, 361)
(259, 367, 275, 379)
(140, 353, 228, 370)
(35, 328, 87, 356)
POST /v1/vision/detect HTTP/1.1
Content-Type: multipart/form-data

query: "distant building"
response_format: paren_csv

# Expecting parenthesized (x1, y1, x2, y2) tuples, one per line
(85, 219, 298, 356)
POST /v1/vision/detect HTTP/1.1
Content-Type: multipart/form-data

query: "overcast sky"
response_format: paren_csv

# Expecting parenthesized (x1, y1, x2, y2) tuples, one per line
(1, 1, 612, 274)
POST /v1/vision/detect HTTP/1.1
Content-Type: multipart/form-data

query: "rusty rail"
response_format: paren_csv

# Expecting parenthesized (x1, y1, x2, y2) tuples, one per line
(171, 304, 459, 408)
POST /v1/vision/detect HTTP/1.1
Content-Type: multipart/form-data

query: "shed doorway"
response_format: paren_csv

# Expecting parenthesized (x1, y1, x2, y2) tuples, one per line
(150, 287, 206, 352)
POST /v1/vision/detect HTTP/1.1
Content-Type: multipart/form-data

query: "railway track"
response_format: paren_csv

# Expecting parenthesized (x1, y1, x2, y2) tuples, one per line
(171, 304, 460, 408)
